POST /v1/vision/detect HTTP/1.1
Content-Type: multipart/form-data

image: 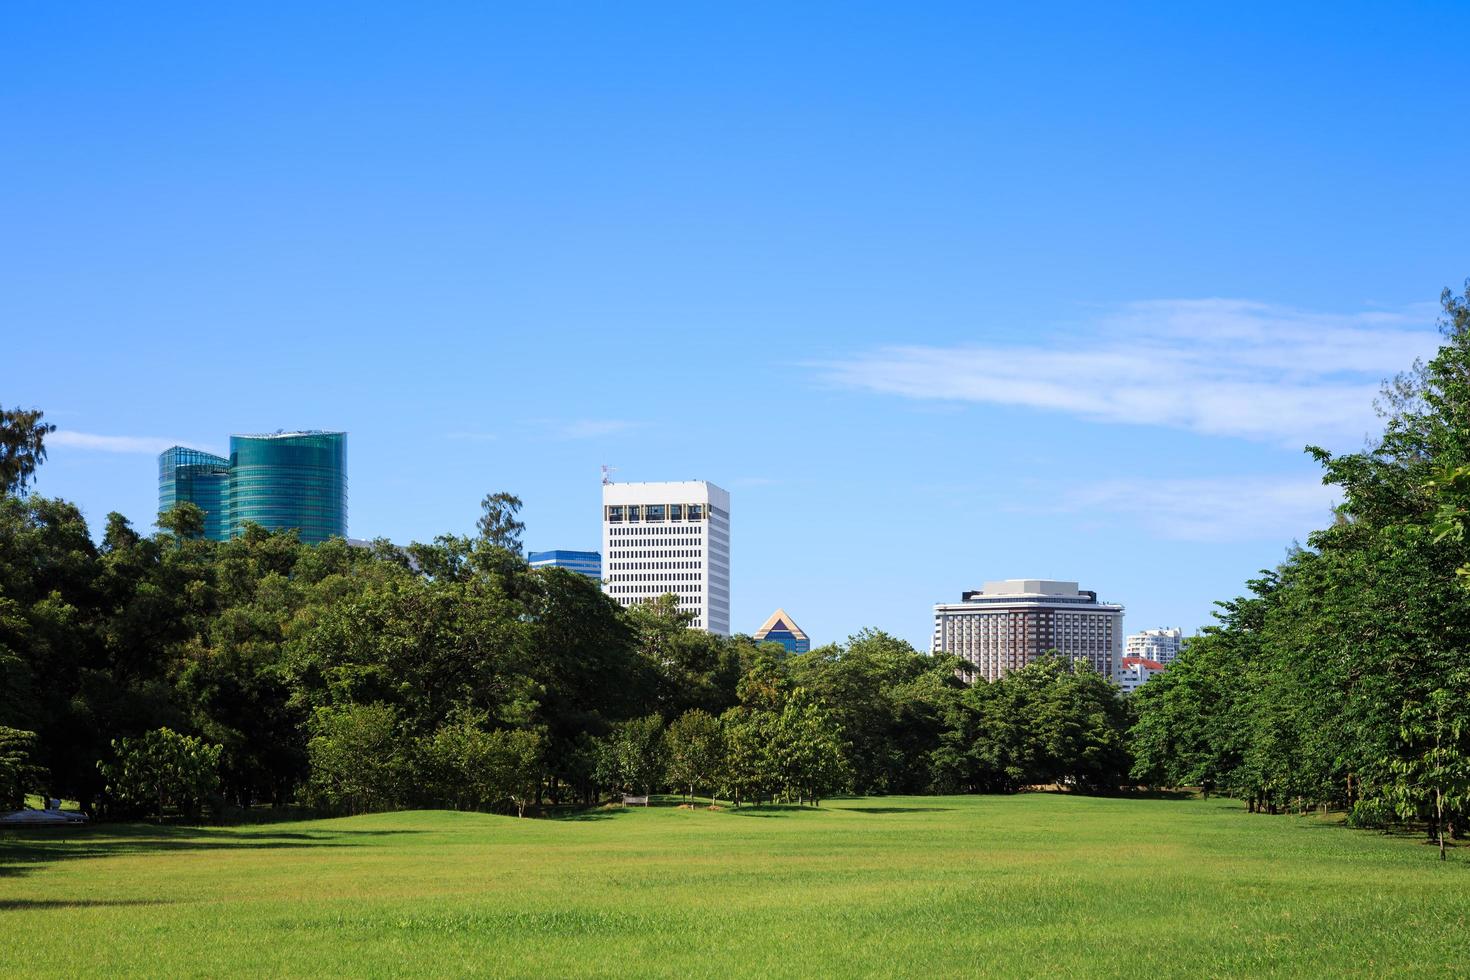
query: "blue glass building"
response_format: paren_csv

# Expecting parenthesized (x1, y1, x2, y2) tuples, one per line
(753, 608, 810, 654)
(158, 447, 231, 540)
(528, 550, 602, 579)
(157, 431, 347, 544)
(229, 431, 347, 544)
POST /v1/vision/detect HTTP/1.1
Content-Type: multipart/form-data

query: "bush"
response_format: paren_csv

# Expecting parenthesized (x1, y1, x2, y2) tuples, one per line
(0, 726, 44, 810)
(421, 712, 543, 816)
(305, 703, 410, 815)
(1347, 797, 1395, 830)
(98, 727, 222, 821)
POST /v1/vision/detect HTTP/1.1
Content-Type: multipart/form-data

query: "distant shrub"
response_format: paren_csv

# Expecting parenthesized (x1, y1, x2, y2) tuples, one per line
(99, 727, 222, 821)
(304, 703, 410, 815)
(0, 726, 44, 810)
(1346, 797, 1395, 830)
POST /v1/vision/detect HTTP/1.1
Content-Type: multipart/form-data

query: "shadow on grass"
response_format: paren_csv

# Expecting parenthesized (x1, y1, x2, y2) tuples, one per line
(829, 806, 953, 814)
(1114, 789, 1198, 801)
(545, 796, 718, 820)
(547, 808, 636, 822)
(0, 898, 175, 911)
(724, 804, 823, 818)
(0, 824, 422, 880)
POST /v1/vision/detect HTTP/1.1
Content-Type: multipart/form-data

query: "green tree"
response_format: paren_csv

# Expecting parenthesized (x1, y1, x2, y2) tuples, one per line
(422, 712, 544, 817)
(0, 405, 56, 496)
(788, 630, 956, 794)
(487, 727, 544, 818)
(305, 703, 409, 815)
(0, 726, 44, 809)
(770, 690, 847, 805)
(98, 727, 222, 821)
(595, 714, 665, 797)
(663, 709, 724, 801)
(476, 491, 525, 552)
(718, 706, 775, 806)
(523, 565, 652, 805)
(156, 501, 207, 542)
(1388, 679, 1470, 860)
(0, 495, 110, 807)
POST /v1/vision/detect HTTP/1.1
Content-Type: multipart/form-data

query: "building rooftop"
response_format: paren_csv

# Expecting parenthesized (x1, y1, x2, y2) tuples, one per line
(980, 579, 1080, 596)
(1121, 657, 1167, 671)
(232, 429, 346, 439)
(754, 608, 809, 643)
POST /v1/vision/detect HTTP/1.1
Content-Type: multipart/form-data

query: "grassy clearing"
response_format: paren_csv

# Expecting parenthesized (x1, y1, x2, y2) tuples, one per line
(2, 794, 1466, 977)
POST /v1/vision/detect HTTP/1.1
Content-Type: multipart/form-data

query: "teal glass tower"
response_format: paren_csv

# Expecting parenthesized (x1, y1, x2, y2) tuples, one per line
(158, 447, 231, 540)
(228, 431, 348, 544)
(157, 431, 347, 544)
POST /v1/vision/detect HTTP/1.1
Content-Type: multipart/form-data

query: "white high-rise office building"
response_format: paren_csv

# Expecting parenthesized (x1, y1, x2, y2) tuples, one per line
(1126, 627, 1184, 665)
(601, 480, 730, 634)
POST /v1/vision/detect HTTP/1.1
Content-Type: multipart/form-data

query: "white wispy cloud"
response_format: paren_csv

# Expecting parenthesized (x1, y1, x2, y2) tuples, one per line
(50, 431, 189, 454)
(545, 419, 640, 440)
(1044, 475, 1340, 542)
(821, 298, 1441, 447)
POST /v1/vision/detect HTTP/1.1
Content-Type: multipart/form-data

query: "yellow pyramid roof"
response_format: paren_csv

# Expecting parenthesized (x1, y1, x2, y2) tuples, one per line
(754, 607, 808, 642)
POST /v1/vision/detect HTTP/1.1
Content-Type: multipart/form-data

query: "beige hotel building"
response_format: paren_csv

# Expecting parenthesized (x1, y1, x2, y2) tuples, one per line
(932, 579, 1124, 682)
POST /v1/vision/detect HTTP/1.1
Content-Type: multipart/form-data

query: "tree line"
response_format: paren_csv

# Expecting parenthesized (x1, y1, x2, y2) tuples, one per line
(0, 444, 1136, 816)
(1130, 282, 1470, 858)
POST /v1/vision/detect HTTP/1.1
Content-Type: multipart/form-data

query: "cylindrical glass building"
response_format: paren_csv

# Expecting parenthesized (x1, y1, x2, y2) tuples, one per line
(227, 431, 347, 544)
(158, 446, 231, 541)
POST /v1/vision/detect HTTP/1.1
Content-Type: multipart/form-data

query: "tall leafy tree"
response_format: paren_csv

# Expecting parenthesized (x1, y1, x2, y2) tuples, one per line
(0, 405, 56, 496)
(476, 491, 525, 552)
(664, 709, 724, 801)
(0, 727, 44, 809)
(98, 727, 222, 821)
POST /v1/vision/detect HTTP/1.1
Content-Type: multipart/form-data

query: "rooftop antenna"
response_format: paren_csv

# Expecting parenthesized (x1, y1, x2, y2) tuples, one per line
(601, 464, 617, 486)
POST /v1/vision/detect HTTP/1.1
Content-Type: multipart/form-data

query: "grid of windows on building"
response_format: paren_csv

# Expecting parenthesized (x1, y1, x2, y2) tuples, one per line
(932, 580, 1124, 683)
(527, 550, 602, 579)
(158, 447, 231, 541)
(157, 431, 347, 544)
(601, 481, 730, 634)
(1118, 657, 1167, 694)
(1125, 627, 1183, 665)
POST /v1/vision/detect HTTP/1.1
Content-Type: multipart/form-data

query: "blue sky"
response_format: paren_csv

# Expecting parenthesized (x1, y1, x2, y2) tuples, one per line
(6, 2, 1468, 649)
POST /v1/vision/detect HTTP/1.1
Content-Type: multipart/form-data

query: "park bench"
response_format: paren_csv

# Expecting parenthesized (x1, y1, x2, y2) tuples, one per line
(621, 794, 649, 806)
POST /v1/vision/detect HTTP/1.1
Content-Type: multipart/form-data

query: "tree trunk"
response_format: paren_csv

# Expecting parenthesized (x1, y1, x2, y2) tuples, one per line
(1438, 792, 1447, 862)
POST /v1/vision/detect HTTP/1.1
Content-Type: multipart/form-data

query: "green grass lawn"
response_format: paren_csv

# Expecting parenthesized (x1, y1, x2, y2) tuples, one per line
(2, 795, 1466, 977)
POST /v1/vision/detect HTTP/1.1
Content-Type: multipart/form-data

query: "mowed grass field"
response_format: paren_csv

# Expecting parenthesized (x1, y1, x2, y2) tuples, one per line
(3, 795, 1467, 977)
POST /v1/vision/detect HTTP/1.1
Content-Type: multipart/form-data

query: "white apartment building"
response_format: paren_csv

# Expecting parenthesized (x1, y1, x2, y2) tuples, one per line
(932, 579, 1124, 682)
(1118, 656, 1167, 694)
(1126, 627, 1184, 665)
(601, 480, 730, 635)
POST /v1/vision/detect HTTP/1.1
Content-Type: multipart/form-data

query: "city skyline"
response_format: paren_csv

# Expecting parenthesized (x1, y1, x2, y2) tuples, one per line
(8, 4, 1468, 650)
